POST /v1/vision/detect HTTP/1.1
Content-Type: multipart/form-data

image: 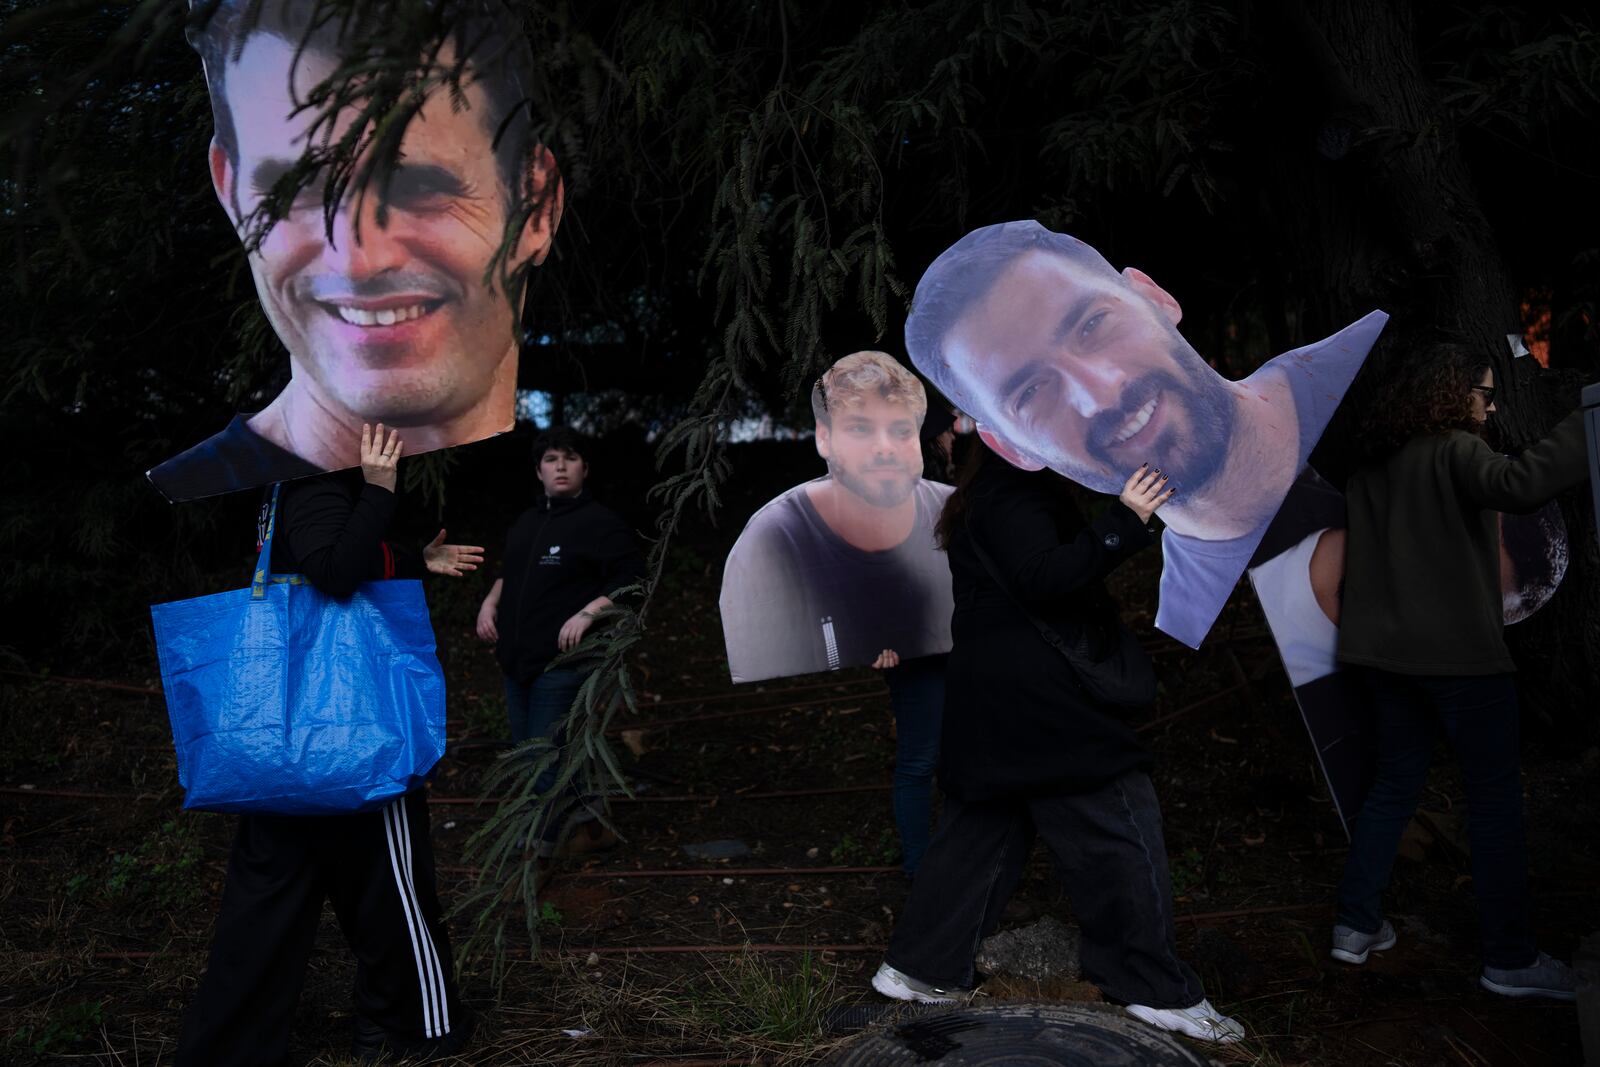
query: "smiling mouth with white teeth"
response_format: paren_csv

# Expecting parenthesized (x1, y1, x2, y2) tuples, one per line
(326, 302, 441, 327)
(1107, 393, 1159, 447)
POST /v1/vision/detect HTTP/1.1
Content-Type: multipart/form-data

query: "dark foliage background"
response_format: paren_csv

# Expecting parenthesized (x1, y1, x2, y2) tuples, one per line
(4, 0, 1598, 957)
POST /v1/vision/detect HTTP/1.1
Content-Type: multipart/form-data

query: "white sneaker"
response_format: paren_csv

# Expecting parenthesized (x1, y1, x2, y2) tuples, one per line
(1126, 998, 1246, 1044)
(870, 961, 970, 1004)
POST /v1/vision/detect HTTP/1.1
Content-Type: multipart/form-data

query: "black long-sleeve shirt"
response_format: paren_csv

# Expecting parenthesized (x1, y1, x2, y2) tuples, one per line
(264, 470, 422, 596)
(940, 457, 1160, 800)
(495, 492, 645, 682)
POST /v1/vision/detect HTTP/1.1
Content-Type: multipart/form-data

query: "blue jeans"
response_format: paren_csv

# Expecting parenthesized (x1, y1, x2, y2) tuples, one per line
(505, 669, 597, 854)
(1336, 669, 1534, 969)
(505, 669, 587, 791)
(884, 655, 946, 876)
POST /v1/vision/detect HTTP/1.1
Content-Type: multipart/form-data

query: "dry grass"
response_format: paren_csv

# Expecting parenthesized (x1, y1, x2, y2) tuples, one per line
(296, 948, 854, 1067)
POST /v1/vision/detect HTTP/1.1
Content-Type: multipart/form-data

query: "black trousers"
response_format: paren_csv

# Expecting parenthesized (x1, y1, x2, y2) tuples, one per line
(885, 769, 1204, 1009)
(176, 790, 459, 1066)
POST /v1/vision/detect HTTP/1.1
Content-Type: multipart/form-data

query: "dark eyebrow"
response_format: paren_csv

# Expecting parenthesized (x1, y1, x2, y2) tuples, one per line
(1050, 292, 1099, 345)
(247, 160, 469, 202)
(998, 358, 1046, 407)
(248, 158, 303, 197)
(382, 162, 471, 201)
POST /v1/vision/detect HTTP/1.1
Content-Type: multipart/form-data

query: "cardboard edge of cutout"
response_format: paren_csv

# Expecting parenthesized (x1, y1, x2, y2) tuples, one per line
(1151, 310, 1388, 648)
(903, 218, 1388, 651)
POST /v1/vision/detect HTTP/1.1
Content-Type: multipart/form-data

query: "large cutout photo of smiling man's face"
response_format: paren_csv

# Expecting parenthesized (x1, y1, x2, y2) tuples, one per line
(940, 246, 1236, 497)
(908, 220, 1388, 649)
(147, 0, 562, 501)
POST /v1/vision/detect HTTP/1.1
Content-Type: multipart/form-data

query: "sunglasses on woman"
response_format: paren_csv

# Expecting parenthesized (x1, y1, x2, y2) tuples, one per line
(1471, 385, 1496, 405)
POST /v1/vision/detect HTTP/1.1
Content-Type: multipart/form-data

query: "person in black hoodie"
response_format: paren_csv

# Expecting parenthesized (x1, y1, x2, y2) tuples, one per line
(870, 441, 1246, 1045)
(177, 424, 484, 1066)
(475, 427, 645, 857)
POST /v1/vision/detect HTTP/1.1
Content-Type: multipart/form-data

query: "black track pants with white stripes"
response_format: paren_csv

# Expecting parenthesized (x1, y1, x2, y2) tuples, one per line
(176, 791, 458, 1066)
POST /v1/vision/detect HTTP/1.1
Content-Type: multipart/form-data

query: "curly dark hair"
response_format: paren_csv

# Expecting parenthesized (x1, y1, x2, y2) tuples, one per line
(532, 426, 588, 463)
(1356, 344, 1492, 462)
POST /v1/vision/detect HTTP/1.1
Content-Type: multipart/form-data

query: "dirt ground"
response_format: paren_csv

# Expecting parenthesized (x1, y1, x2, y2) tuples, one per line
(3, 542, 1596, 1066)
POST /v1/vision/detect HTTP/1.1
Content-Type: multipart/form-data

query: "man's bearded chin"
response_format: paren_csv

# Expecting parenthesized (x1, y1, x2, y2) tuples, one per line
(831, 461, 918, 508)
(1055, 348, 1234, 494)
(1164, 352, 1235, 491)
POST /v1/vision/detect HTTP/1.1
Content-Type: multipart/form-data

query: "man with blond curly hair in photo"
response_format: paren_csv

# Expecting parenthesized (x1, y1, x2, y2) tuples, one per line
(720, 351, 956, 685)
(720, 351, 957, 876)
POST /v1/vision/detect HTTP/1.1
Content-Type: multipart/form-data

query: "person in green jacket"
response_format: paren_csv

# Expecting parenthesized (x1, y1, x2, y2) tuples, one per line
(1330, 345, 1590, 1001)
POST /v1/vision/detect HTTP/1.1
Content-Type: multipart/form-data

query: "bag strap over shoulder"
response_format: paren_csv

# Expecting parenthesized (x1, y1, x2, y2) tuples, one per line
(964, 513, 1094, 667)
(250, 484, 281, 601)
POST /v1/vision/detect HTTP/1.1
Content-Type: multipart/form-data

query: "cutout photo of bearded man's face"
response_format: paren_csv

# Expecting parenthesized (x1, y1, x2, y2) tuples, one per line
(940, 248, 1235, 498)
(148, 0, 562, 501)
(908, 219, 1388, 649)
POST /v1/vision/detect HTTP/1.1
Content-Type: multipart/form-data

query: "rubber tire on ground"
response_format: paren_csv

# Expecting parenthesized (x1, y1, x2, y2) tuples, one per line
(821, 1001, 1213, 1066)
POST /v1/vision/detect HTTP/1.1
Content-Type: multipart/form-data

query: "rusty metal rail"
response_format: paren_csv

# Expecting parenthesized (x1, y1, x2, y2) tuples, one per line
(437, 864, 900, 879)
(75, 902, 1332, 965)
(0, 782, 896, 805)
(0, 685, 1249, 809)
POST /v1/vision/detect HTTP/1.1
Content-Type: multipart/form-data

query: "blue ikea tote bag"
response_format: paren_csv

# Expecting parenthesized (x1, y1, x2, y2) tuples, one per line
(150, 484, 446, 815)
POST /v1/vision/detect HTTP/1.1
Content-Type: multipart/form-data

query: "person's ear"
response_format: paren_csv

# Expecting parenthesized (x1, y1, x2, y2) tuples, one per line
(1122, 267, 1182, 326)
(515, 143, 564, 267)
(977, 426, 1044, 472)
(814, 422, 832, 462)
(208, 139, 240, 228)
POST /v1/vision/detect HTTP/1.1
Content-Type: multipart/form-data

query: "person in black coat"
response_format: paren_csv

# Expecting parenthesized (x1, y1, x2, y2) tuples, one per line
(475, 427, 645, 858)
(177, 424, 484, 1066)
(871, 442, 1246, 1045)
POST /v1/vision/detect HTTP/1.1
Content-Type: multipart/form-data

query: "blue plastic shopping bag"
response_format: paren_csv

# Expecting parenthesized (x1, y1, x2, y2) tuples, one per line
(150, 485, 446, 814)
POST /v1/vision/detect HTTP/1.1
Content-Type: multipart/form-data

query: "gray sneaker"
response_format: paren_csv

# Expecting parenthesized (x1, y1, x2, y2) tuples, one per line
(1330, 919, 1397, 964)
(870, 961, 971, 1004)
(1480, 952, 1577, 1001)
